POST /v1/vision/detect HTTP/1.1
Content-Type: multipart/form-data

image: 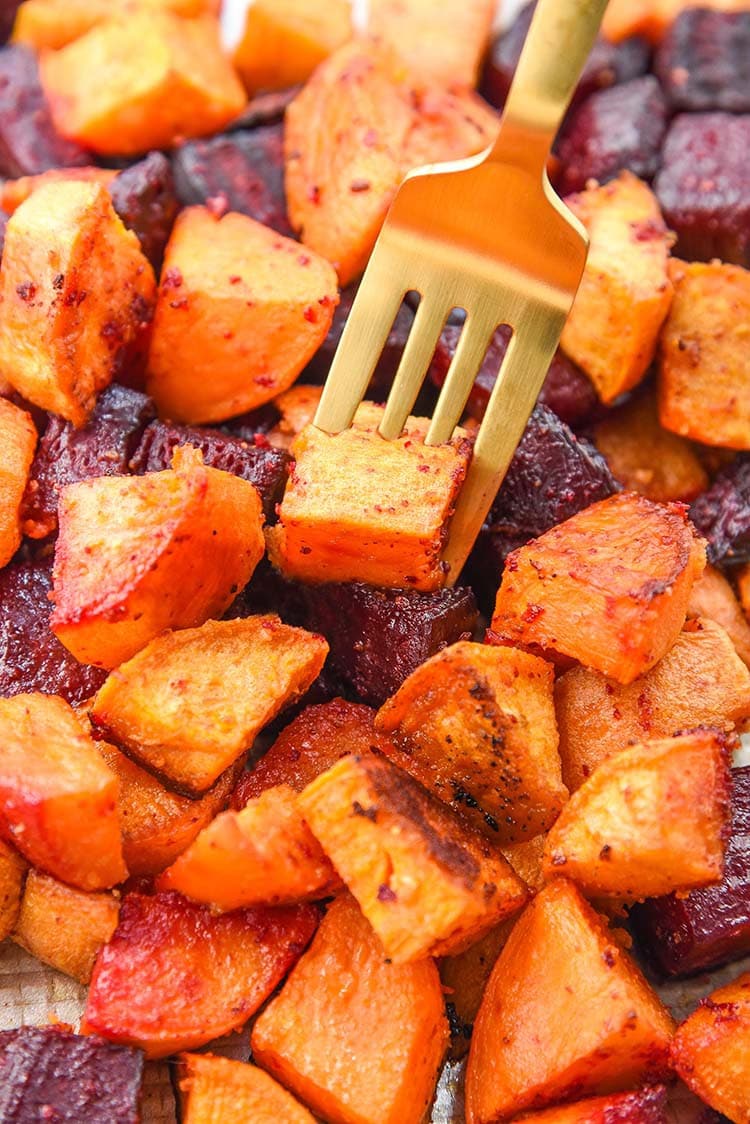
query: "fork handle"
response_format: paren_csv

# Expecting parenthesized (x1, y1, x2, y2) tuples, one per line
(489, 0, 609, 173)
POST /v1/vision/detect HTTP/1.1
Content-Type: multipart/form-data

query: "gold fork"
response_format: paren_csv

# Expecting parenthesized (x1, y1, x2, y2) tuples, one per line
(312, 0, 609, 583)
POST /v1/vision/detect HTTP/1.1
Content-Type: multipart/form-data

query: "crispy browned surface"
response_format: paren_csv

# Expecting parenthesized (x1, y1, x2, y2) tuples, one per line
(0, 398, 36, 568)
(367, 0, 495, 87)
(233, 0, 351, 95)
(515, 1086, 668, 1122)
(688, 564, 750, 666)
(0, 839, 26, 942)
(179, 1053, 316, 1124)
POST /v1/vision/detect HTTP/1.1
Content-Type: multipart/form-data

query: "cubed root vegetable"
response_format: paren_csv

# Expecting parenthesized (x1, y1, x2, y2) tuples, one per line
(51, 445, 265, 669)
(439, 919, 517, 1060)
(688, 565, 750, 667)
(298, 754, 528, 961)
(90, 616, 328, 796)
(251, 893, 449, 1124)
(671, 970, 750, 1121)
(555, 618, 750, 791)
(82, 890, 319, 1059)
(12, 869, 119, 984)
(0, 840, 26, 941)
(375, 640, 567, 844)
(542, 729, 733, 900)
(602, 0, 750, 43)
(13, 0, 220, 51)
(0, 398, 36, 568)
(0, 167, 116, 214)
(157, 784, 339, 910)
(268, 384, 324, 450)
(146, 207, 339, 424)
(179, 1053, 316, 1124)
(0, 181, 156, 426)
(501, 835, 546, 893)
(659, 259, 750, 449)
(233, 0, 352, 95)
(514, 1085, 669, 1123)
(560, 173, 674, 404)
(268, 404, 472, 592)
(367, 0, 495, 88)
(490, 492, 706, 684)
(465, 879, 675, 1123)
(40, 11, 246, 156)
(0, 694, 126, 891)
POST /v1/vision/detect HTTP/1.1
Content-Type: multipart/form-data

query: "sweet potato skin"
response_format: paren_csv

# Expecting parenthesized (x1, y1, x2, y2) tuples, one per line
(179, 1053, 316, 1124)
(367, 0, 495, 87)
(514, 1086, 669, 1122)
(688, 564, 750, 667)
(0, 397, 36, 567)
(0, 839, 26, 941)
(234, 0, 352, 95)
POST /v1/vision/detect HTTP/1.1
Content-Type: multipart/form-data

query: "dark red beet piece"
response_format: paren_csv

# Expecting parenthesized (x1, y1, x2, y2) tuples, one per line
(0, 1, 20, 46)
(229, 86, 302, 130)
(0, 1025, 143, 1123)
(21, 385, 155, 540)
(631, 766, 750, 978)
(220, 402, 282, 442)
(689, 455, 750, 566)
(108, 151, 180, 272)
(655, 113, 750, 266)
(0, 45, 89, 177)
(171, 124, 292, 236)
(655, 9, 750, 112)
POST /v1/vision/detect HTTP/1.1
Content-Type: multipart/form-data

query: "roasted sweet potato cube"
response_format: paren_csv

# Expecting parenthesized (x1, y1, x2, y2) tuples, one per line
(465, 879, 674, 1123)
(12, 869, 119, 984)
(439, 919, 517, 1059)
(157, 784, 338, 909)
(559, 173, 674, 403)
(367, 0, 494, 87)
(251, 893, 448, 1124)
(671, 970, 750, 1120)
(0, 398, 36, 567)
(542, 729, 732, 900)
(179, 1053, 316, 1124)
(269, 404, 472, 591)
(13, 0, 219, 51)
(0, 839, 25, 941)
(555, 618, 750, 791)
(40, 11, 245, 156)
(146, 206, 338, 424)
(375, 641, 566, 844)
(401, 85, 499, 168)
(234, 0, 352, 94)
(0, 166, 116, 215)
(299, 754, 527, 961)
(491, 493, 706, 684)
(0, 693, 126, 890)
(0, 181, 156, 426)
(269, 384, 323, 449)
(91, 616, 328, 795)
(514, 1086, 669, 1123)
(689, 565, 750, 666)
(50, 446, 265, 669)
(659, 259, 750, 449)
(82, 890, 319, 1059)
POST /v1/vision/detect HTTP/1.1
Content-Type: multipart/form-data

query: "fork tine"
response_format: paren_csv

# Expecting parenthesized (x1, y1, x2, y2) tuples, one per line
(378, 297, 449, 440)
(425, 312, 499, 446)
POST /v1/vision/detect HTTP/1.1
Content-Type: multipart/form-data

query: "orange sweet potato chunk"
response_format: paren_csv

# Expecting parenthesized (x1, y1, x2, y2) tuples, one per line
(542, 729, 732, 900)
(12, 869, 119, 984)
(0, 840, 26, 941)
(179, 1053, 316, 1124)
(146, 207, 338, 425)
(555, 618, 750, 791)
(90, 616, 328, 795)
(688, 564, 750, 667)
(268, 404, 472, 591)
(0, 168, 116, 215)
(50, 445, 265, 669)
(251, 893, 449, 1124)
(14, 0, 219, 51)
(515, 1086, 669, 1123)
(234, 0, 352, 95)
(0, 398, 36, 568)
(157, 784, 339, 910)
(375, 641, 566, 845)
(299, 754, 527, 961)
(0, 181, 155, 426)
(40, 11, 245, 156)
(367, 0, 495, 88)
(659, 260, 750, 450)
(465, 879, 674, 1123)
(82, 890, 319, 1059)
(0, 693, 126, 890)
(439, 919, 517, 1060)
(490, 492, 706, 684)
(268, 384, 324, 450)
(560, 173, 674, 404)
(602, 0, 750, 43)
(402, 85, 498, 169)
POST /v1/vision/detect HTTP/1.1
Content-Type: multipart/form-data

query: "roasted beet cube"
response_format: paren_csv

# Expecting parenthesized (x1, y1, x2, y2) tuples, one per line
(221, 402, 282, 442)
(655, 9, 750, 113)
(130, 420, 290, 520)
(631, 766, 750, 977)
(171, 124, 292, 237)
(108, 152, 180, 272)
(21, 384, 155, 540)
(690, 455, 750, 567)
(0, 1, 21, 46)
(0, 45, 89, 177)
(0, 1025, 143, 1123)
(655, 114, 750, 267)
(230, 86, 302, 130)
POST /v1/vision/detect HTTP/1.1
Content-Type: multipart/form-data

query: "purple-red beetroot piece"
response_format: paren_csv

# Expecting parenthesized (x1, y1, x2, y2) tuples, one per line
(108, 152, 180, 273)
(689, 454, 750, 567)
(655, 9, 750, 113)
(0, 2, 21, 45)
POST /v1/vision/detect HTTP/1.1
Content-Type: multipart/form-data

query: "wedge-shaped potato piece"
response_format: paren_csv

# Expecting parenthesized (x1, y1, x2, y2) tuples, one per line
(13, 869, 119, 984)
(51, 446, 264, 668)
(14, 0, 219, 51)
(368, 0, 495, 87)
(0, 398, 36, 568)
(0, 693, 126, 890)
(439, 919, 517, 1060)
(491, 493, 706, 684)
(375, 641, 566, 844)
(671, 970, 750, 1121)
(515, 1086, 668, 1123)
(659, 260, 750, 449)
(556, 618, 750, 791)
(234, 0, 351, 95)
(40, 11, 245, 156)
(560, 173, 674, 403)
(465, 879, 674, 1123)
(0, 181, 155, 426)
(91, 616, 328, 795)
(0, 840, 26, 942)
(268, 404, 472, 591)
(0, 167, 116, 214)
(542, 729, 732, 900)
(82, 890, 319, 1059)
(147, 207, 338, 424)
(251, 893, 448, 1124)
(299, 754, 527, 961)
(157, 784, 339, 909)
(179, 1053, 316, 1124)
(689, 565, 750, 667)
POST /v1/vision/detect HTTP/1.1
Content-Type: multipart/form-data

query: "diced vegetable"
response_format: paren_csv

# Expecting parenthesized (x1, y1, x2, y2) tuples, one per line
(179, 1053, 316, 1124)
(688, 564, 750, 666)
(13, 0, 219, 51)
(602, 0, 750, 44)
(107, 151, 180, 272)
(0, 839, 25, 941)
(439, 919, 517, 1059)
(0, 166, 116, 214)
(233, 0, 352, 95)
(513, 1086, 668, 1123)
(0, 398, 36, 567)
(501, 835, 546, 893)
(269, 384, 323, 449)
(367, 0, 495, 88)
